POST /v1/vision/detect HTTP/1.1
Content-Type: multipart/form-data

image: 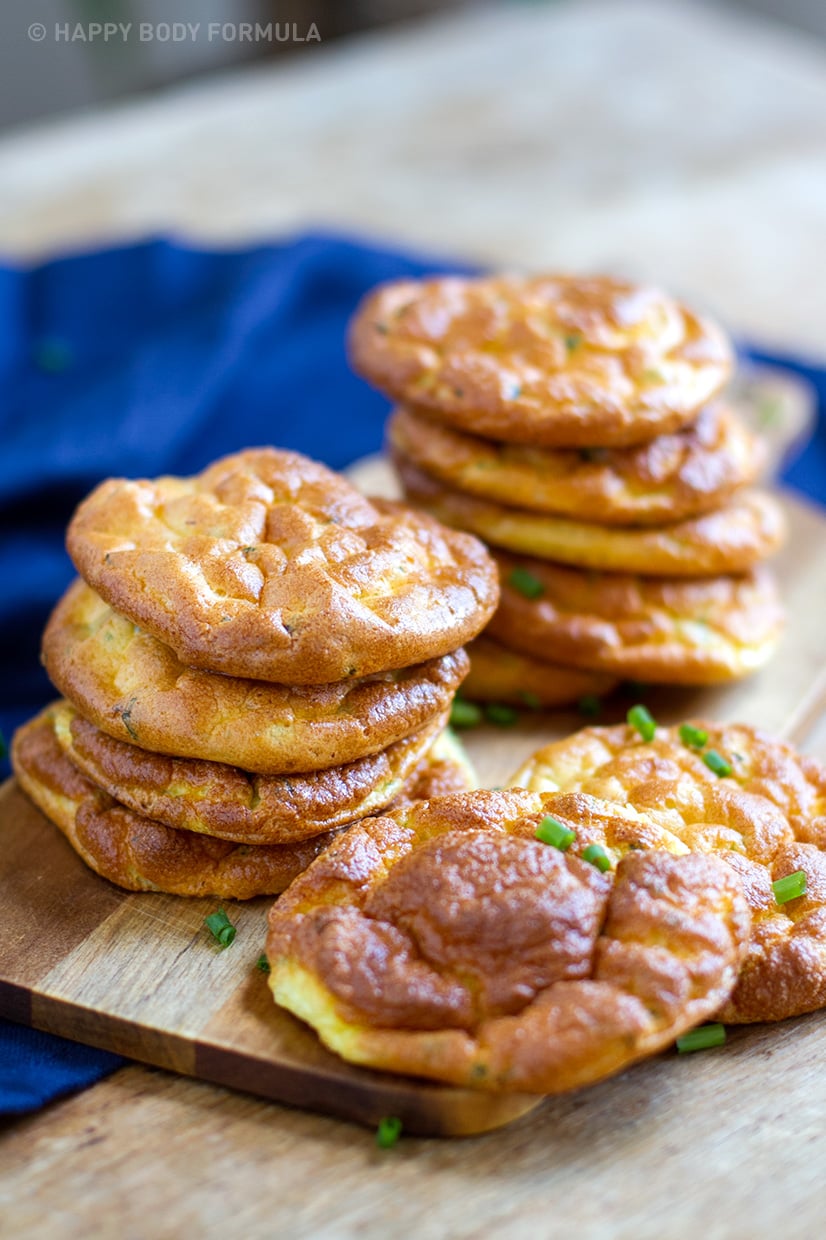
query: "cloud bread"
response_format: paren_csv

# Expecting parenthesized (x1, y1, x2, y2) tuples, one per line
(389, 403, 764, 525)
(266, 790, 749, 1092)
(48, 699, 449, 846)
(463, 635, 618, 708)
(349, 274, 732, 447)
(397, 456, 786, 576)
(509, 722, 826, 1022)
(488, 551, 784, 684)
(66, 448, 498, 683)
(11, 714, 474, 899)
(43, 580, 469, 774)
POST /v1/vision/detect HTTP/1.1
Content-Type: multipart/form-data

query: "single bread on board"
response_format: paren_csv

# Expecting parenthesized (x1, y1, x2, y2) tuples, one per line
(397, 455, 786, 577)
(388, 403, 764, 525)
(349, 274, 733, 447)
(509, 720, 826, 1023)
(43, 580, 469, 775)
(487, 551, 784, 684)
(11, 714, 474, 899)
(266, 789, 749, 1093)
(66, 448, 498, 683)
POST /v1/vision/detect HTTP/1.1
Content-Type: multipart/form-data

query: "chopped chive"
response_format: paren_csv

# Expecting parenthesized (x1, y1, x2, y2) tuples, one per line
(627, 703, 656, 742)
(535, 815, 576, 851)
(256, 953, 271, 974)
(578, 694, 602, 719)
(519, 690, 542, 711)
(0, 728, 6, 761)
(507, 565, 544, 600)
(772, 870, 807, 905)
(703, 749, 732, 778)
(565, 334, 581, 352)
(449, 698, 483, 729)
(485, 703, 519, 728)
(205, 908, 236, 950)
(679, 723, 708, 750)
(32, 336, 74, 374)
(581, 843, 612, 873)
(676, 1023, 726, 1054)
(376, 1116, 403, 1149)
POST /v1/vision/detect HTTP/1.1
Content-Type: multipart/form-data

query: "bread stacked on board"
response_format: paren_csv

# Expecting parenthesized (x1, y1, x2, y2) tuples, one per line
(349, 275, 786, 709)
(12, 448, 498, 898)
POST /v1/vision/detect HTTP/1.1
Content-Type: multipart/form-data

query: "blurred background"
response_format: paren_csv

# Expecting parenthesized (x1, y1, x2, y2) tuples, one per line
(1, 0, 824, 130)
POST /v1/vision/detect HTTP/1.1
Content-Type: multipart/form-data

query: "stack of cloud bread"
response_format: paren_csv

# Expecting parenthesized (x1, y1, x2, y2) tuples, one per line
(11, 448, 498, 900)
(348, 274, 786, 710)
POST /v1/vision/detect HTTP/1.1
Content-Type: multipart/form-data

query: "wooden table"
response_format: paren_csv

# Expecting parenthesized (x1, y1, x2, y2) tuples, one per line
(2, 1, 826, 1235)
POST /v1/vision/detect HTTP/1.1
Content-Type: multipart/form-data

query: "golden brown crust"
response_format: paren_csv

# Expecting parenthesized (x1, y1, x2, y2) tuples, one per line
(42, 580, 469, 774)
(11, 713, 338, 899)
(397, 455, 786, 576)
(389, 403, 764, 525)
(487, 551, 784, 684)
(11, 713, 472, 900)
(49, 699, 449, 845)
(349, 275, 733, 447)
(266, 790, 749, 1092)
(463, 635, 618, 707)
(510, 721, 826, 1023)
(66, 449, 498, 683)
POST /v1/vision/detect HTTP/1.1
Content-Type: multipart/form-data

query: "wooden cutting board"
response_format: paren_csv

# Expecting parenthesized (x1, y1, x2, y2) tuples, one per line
(2, 486, 826, 1137)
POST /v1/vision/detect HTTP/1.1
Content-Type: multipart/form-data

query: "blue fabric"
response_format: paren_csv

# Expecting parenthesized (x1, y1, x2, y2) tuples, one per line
(0, 233, 824, 1116)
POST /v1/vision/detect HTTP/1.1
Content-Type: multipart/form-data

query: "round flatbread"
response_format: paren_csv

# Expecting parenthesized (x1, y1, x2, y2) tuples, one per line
(11, 713, 474, 900)
(43, 580, 469, 774)
(463, 635, 618, 708)
(509, 721, 826, 1023)
(66, 448, 498, 683)
(266, 789, 749, 1092)
(397, 455, 786, 576)
(388, 403, 764, 525)
(488, 551, 784, 684)
(349, 274, 732, 447)
(48, 699, 449, 845)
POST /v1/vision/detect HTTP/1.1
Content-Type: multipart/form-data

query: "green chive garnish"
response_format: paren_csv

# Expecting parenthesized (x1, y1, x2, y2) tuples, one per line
(627, 704, 656, 742)
(676, 1023, 726, 1054)
(581, 844, 612, 873)
(772, 871, 807, 905)
(508, 565, 544, 599)
(703, 750, 732, 778)
(485, 703, 518, 728)
(535, 815, 576, 851)
(205, 908, 236, 950)
(679, 723, 708, 750)
(578, 695, 602, 719)
(519, 690, 542, 711)
(449, 698, 482, 729)
(376, 1116, 403, 1148)
(256, 953, 271, 974)
(565, 334, 581, 351)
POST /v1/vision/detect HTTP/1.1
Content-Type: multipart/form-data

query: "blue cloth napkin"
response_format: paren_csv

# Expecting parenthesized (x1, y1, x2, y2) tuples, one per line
(1, 232, 824, 1116)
